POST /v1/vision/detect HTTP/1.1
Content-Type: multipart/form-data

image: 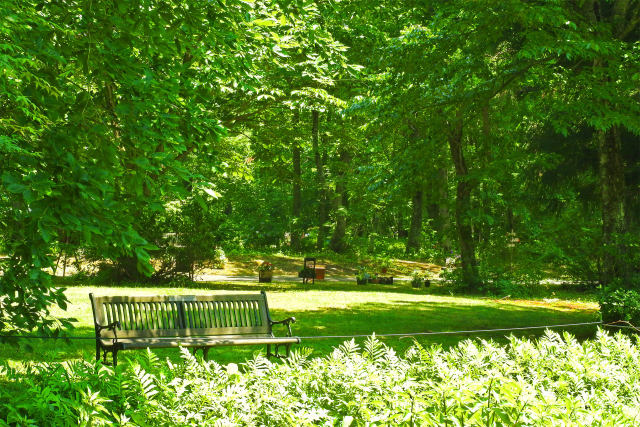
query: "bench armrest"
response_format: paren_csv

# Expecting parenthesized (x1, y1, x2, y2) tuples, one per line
(270, 317, 296, 337)
(95, 321, 121, 345)
(96, 321, 120, 333)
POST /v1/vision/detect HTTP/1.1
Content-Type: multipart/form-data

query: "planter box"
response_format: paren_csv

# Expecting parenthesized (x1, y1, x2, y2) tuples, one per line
(259, 271, 273, 283)
(378, 276, 393, 285)
(411, 278, 430, 288)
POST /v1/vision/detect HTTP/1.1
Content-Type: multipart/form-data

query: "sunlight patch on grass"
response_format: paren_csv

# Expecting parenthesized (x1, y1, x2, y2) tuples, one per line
(492, 298, 599, 312)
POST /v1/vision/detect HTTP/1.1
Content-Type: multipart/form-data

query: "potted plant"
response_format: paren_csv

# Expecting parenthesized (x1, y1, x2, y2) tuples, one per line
(258, 261, 274, 283)
(356, 267, 370, 285)
(378, 257, 393, 274)
(411, 270, 423, 288)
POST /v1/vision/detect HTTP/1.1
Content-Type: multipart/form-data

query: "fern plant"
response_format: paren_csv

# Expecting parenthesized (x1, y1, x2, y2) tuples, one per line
(3, 329, 640, 425)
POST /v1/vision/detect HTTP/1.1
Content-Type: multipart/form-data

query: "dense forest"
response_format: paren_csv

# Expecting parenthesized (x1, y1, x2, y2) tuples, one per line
(1, 0, 639, 334)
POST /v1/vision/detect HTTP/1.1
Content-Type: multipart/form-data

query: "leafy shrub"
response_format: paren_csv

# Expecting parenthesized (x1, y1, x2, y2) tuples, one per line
(374, 256, 393, 272)
(600, 288, 640, 325)
(208, 247, 227, 269)
(480, 278, 533, 298)
(349, 235, 408, 259)
(355, 266, 371, 282)
(2, 331, 640, 425)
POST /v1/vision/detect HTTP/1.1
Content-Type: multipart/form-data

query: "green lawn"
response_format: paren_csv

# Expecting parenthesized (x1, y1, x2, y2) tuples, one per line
(1, 281, 600, 366)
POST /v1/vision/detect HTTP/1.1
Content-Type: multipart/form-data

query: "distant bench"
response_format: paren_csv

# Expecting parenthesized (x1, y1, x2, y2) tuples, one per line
(89, 291, 298, 366)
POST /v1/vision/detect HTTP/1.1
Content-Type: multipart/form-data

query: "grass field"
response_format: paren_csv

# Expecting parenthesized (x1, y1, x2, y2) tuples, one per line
(1, 280, 600, 366)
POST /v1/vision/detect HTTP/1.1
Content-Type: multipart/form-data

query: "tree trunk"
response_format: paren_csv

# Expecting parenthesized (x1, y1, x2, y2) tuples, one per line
(104, 82, 120, 139)
(291, 111, 302, 251)
(506, 208, 514, 233)
(406, 189, 424, 254)
(426, 202, 439, 226)
(329, 150, 350, 253)
(599, 126, 628, 285)
(474, 103, 492, 245)
(447, 118, 481, 288)
(329, 185, 348, 253)
(594, 2, 636, 286)
(437, 167, 452, 257)
(312, 110, 329, 250)
(397, 209, 408, 238)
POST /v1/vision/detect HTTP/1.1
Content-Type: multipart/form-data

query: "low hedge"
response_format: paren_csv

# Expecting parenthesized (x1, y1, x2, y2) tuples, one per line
(2, 330, 640, 425)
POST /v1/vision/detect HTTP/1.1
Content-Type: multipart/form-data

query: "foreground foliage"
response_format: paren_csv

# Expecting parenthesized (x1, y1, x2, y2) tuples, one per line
(2, 330, 639, 425)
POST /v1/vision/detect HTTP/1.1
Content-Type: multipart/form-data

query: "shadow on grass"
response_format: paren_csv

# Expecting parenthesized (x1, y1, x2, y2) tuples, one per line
(62, 279, 472, 299)
(2, 298, 599, 365)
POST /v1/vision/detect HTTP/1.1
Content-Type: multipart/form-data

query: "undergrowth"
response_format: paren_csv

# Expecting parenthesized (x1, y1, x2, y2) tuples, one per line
(1, 330, 639, 425)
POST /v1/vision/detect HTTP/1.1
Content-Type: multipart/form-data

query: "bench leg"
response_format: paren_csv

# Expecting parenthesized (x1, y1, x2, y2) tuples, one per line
(95, 342, 101, 362)
(266, 344, 293, 359)
(99, 348, 118, 367)
(273, 344, 289, 359)
(191, 347, 210, 361)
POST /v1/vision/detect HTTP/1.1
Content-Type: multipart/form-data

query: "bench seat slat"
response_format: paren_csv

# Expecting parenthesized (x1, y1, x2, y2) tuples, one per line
(101, 336, 300, 349)
(98, 326, 270, 339)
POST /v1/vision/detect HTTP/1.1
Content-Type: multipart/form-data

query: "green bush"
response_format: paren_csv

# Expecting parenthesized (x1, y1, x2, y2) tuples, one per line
(600, 288, 640, 325)
(210, 248, 227, 269)
(3, 331, 640, 425)
(480, 278, 533, 298)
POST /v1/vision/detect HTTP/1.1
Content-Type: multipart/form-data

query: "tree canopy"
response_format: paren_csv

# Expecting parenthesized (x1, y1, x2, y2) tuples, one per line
(1, 0, 639, 333)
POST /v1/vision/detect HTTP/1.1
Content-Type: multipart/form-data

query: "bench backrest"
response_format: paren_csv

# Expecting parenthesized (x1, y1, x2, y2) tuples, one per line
(89, 292, 272, 339)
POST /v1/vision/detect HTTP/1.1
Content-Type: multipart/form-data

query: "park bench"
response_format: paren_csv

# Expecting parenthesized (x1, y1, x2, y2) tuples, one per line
(89, 291, 298, 366)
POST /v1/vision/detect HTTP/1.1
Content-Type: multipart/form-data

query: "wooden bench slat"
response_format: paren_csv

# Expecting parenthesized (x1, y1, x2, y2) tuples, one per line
(101, 336, 300, 349)
(96, 300, 270, 334)
(91, 294, 266, 304)
(97, 325, 270, 339)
